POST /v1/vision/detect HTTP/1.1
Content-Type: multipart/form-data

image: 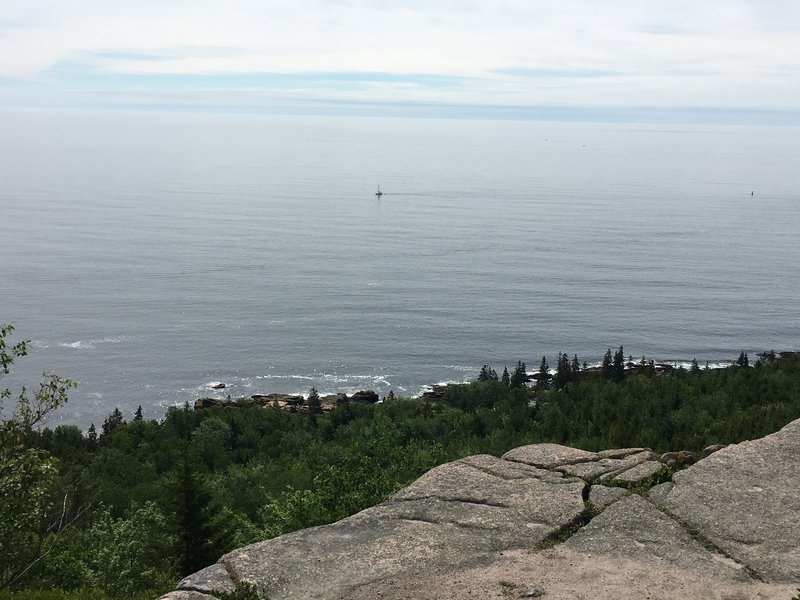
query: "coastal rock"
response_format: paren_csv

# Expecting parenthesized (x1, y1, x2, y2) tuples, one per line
(702, 444, 725, 458)
(174, 563, 236, 595)
(502, 443, 598, 469)
(557, 450, 655, 480)
(162, 418, 800, 600)
(349, 390, 379, 403)
(159, 592, 218, 600)
(320, 393, 348, 407)
(564, 495, 750, 581)
(251, 393, 304, 407)
(596, 447, 647, 459)
(587, 484, 628, 510)
(420, 384, 449, 401)
(652, 418, 800, 582)
(194, 397, 231, 410)
(604, 460, 665, 486)
(174, 455, 585, 600)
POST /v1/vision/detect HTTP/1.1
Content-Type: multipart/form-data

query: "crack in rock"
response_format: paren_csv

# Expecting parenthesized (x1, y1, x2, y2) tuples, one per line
(396, 516, 497, 531)
(392, 494, 511, 509)
(221, 558, 242, 587)
(643, 496, 765, 582)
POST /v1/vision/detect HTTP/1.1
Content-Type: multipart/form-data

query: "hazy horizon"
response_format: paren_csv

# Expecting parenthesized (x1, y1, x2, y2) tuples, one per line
(2, 2, 800, 124)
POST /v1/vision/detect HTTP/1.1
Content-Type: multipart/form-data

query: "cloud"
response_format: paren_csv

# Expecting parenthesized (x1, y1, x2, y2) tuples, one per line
(0, 0, 799, 115)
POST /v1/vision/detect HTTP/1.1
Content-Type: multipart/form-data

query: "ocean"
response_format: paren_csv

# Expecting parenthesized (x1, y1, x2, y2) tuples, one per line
(1, 109, 798, 427)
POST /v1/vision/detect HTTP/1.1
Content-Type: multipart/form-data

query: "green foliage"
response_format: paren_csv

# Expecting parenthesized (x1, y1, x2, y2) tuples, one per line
(167, 447, 232, 575)
(0, 324, 77, 590)
(478, 365, 498, 381)
(5, 326, 800, 598)
(307, 387, 322, 414)
(601, 348, 613, 380)
(736, 350, 750, 368)
(101, 408, 124, 436)
(510, 361, 527, 389)
(613, 346, 626, 382)
(88, 502, 177, 596)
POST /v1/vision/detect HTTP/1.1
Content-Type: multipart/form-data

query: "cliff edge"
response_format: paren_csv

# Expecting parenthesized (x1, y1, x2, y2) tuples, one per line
(161, 418, 800, 599)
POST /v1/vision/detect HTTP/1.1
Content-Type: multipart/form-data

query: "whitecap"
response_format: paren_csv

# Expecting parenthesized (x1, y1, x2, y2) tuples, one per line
(201, 381, 225, 389)
(60, 341, 95, 350)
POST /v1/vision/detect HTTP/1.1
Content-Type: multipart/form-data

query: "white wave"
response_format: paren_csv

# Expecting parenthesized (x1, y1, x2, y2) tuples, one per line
(60, 341, 94, 350)
(59, 336, 130, 351)
(256, 374, 315, 381)
(201, 381, 225, 389)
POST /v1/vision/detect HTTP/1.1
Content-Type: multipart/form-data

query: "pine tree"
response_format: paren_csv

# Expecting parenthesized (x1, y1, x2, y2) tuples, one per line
(168, 447, 230, 576)
(601, 349, 613, 380)
(571, 354, 581, 381)
(87, 423, 98, 450)
(479, 366, 498, 381)
(736, 351, 750, 368)
(554, 352, 571, 390)
(537, 356, 550, 390)
(501, 367, 510, 386)
(613, 346, 626, 382)
(133, 405, 143, 421)
(307, 387, 322, 414)
(510, 361, 527, 388)
(102, 407, 124, 436)
(690, 358, 700, 374)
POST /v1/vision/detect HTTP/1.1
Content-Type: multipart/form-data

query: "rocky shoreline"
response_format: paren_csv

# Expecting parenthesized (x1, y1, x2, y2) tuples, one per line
(196, 351, 800, 415)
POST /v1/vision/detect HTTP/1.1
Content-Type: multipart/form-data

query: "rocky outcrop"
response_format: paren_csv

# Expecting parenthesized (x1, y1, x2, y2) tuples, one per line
(348, 390, 379, 404)
(194, 397, 230, 410)
(194, 391, 378, 413)
(160, 419, 800, 600)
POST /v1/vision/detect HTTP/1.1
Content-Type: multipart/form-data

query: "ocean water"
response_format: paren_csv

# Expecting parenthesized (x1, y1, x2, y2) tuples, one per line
(1, 109, 799, 427)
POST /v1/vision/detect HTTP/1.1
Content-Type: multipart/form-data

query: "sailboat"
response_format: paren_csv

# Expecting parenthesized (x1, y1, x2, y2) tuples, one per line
(375, 185, 383, 198)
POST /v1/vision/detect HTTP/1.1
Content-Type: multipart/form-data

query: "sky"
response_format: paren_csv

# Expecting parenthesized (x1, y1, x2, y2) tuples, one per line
(1, 0, 800, 122)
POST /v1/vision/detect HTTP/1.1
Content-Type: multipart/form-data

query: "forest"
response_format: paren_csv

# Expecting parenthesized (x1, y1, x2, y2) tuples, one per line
(2, 323, 800, 599)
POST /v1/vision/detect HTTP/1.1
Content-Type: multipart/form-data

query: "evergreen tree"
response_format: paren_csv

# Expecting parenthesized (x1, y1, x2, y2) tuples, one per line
(552, 353, 567, 390)
(537, 356, 550, 390)
(570, 354, 581, 381)
(87, 423, 98, 450)
(613, 346, 626, 382)
(501, 367, 510, 387)
(690, 358, 700, 374)
(307, 387, 322, 415)
(736, 351, 750, 368)
(478, 365, 498, 381)
(168, 447, 229, 576)
(510, 361, 527, 388)
(133, 405, 143, 421)
(102, 407, 124, 436)
(601, 348, 613, 380)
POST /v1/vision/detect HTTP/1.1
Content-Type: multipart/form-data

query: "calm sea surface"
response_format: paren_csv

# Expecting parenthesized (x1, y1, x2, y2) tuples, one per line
(1, 109, 798, 426)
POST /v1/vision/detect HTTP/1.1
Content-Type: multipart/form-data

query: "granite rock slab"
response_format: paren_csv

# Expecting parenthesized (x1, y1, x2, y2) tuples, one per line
(651, 418, 800, 582)
(565, 495, 751, 582)
(174, 455, 585, 600)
